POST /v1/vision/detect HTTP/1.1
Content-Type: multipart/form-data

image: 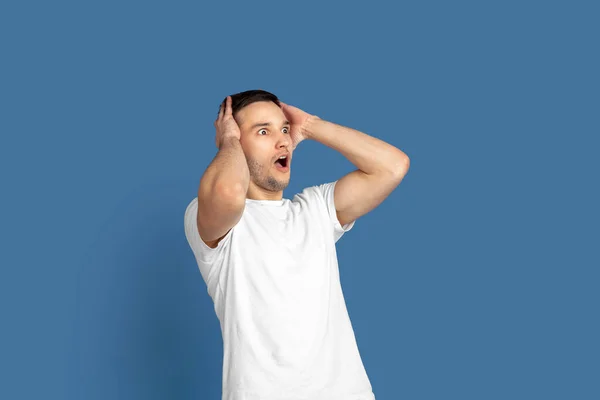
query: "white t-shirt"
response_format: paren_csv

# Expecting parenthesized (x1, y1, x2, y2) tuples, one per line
(184, 181, 375, 400)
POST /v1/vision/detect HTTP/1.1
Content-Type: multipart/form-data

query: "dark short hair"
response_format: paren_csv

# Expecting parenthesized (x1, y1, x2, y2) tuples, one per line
(219, 89, 281, 122)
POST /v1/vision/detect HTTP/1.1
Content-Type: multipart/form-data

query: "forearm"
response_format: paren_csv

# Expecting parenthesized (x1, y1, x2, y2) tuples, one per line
(200, 137, 250, 199)
(303, 118, 409, 176)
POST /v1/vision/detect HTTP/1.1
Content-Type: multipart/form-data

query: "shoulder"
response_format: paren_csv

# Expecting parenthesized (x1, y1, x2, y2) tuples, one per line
(184, 197, 238, 263)
(293, 181, 355, 241)
(289, 181, 337, 222)
(292, 181, 337, 205)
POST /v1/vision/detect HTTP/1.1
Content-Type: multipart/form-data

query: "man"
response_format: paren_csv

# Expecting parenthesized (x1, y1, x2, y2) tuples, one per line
(184, 89, 409, 400)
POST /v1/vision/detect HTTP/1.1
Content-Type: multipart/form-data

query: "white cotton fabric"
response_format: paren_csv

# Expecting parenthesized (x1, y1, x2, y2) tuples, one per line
(184, 181, 375, 400)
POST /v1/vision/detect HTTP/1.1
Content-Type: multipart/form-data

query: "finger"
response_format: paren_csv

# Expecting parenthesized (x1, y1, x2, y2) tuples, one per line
(281, 101, 295, 114)
(225, 96, 233, 116)
(218, 101, 225, 120)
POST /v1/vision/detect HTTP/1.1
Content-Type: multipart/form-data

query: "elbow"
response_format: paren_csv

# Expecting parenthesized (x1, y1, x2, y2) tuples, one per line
(389, 152, 410, 178)
(213, 181, 247, 208)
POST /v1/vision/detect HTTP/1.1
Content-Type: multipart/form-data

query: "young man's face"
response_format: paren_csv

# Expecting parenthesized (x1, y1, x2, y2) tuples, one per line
(235, 101, 293, 193)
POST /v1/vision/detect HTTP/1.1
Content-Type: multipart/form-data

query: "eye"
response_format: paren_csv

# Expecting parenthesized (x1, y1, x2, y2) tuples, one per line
(258, 129, 267, 135)
(282, 127, 289, 134)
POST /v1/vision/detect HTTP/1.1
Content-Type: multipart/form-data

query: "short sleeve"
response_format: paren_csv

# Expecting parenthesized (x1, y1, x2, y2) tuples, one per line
(315, 180, 356, 243)
(183, 198, 233, 289)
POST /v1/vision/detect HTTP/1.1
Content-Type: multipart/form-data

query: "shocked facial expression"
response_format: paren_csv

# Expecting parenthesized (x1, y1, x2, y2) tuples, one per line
(236, 101, 293, 193)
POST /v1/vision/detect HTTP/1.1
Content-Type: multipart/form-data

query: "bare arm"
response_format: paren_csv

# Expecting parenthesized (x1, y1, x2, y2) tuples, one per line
(197, 96, 249, 247)
(302, 116, 409, 226)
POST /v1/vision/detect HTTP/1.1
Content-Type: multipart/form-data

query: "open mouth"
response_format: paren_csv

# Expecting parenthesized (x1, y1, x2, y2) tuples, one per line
(274, 155, 289, 169)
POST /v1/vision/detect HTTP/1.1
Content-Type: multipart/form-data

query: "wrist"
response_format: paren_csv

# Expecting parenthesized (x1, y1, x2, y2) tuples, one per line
(301, 115, 321, 140)
(218, 135, 241, 149)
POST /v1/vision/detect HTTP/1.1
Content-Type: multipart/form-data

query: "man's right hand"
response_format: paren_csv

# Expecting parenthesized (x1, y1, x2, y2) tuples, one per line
(214, 96, 241, 149)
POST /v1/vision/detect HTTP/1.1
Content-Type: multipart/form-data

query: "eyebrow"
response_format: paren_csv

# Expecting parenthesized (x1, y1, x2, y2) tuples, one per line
(249, 121, 291, 130)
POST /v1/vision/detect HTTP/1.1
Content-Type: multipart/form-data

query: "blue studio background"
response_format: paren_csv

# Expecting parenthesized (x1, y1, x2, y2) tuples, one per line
(1, 1, 598, 399)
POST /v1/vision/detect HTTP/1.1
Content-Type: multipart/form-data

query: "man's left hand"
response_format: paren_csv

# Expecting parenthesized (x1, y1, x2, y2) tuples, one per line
(280, 101, 319, 149)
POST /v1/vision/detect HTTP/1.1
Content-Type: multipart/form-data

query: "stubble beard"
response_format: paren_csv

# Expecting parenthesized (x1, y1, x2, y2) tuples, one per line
(247, 157, 289, 192)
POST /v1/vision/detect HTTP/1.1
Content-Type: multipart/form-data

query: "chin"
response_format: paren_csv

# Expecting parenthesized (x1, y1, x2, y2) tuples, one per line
(264, 175, 289, 192)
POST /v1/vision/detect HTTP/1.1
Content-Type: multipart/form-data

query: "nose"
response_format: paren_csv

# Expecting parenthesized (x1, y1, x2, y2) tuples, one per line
(276, 130, 291, 149)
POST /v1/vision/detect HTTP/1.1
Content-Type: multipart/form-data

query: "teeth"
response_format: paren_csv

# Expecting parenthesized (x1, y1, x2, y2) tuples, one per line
(279, 155, 287, 159)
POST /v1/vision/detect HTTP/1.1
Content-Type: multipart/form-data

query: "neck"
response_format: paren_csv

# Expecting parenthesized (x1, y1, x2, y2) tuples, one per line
(246, 182, 283, 201)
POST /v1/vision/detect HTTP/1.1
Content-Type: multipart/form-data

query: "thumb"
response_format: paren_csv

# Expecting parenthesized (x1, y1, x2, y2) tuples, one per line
(280, 101, 295, 111)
